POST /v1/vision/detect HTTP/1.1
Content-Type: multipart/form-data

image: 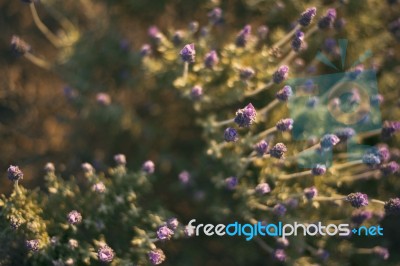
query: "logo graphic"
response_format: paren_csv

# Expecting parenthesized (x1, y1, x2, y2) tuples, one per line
(286, 40, 382, 167)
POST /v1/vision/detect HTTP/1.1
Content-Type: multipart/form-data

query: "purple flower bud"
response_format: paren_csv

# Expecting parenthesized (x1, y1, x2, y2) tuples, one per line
(276, 85, 293, 101)
(172, 31, 184, 46)
(346, 192, 368, 208)
(239, 67, 255, 80)
(67, 210, 82, 225)
(140, 44, 151, 57)
(114, 154, 126, 165)
(148, 26, 162, 43)
(44, 162, 55, 173)
(377, 144, 390, 162)
(372, 246, 389, 260)
(362, 152, 381, 167)
(334, 128, 356, 142)
(188, 21, 199, 33)
(381, 121, 400, 139)
(204, 50, 219, 69)
(311, 164, 326, 176)
(178, 170, 191, 184)
(269, 143, 287, 159)
(318, 8, 336, 30)
(285, 198, 299, 209)
(272, 65, 289, 84)
(316, 249, 330, 261)
(10, 35, 31, 56)
(148, 249, 166, 265)
(167, 217, 179, 230)
(7, 165, 23, 181)
(224, 127, 239, 142)
(298, 7, 317, 27)
(347, 64, 364, 80)
(385, 198, 400, 215)
(157, 225, 174, 240)
(180, 43, 196, 63)
(96, 93, 111, 106)
(334, 18, 346, 30)
(380, 161, 400, 176)
(320, 134, 340, 149)
(81, 163, 94, 175)
(304, 186, 318, 200)
(97, 245, 114, 263)
(225, 176, 238, 190)
(142, 160, 155, 174)
(276, 118, 294, 132)
(235, 25, 251, 48)
(273, 203, 287, 216)
(272, 249, 286, 262)
(291, 30, 305, 52)
(257, 25, 269, 40)
(276, 238, 289, 248)
(208, 7, 223, 25)
(26, 239, 39, 252)
(255, 183, 271, 194)
(351, 210, 373, 225)
(190, 85, 203, 100)
(234, 103, 257, 127)
(92, 182, 106, 193)
(254, 140, 269, 156)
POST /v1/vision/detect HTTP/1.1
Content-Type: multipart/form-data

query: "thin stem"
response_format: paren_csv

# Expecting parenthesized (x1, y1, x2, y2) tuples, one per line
(251, 202, 270, 211)
(313, 196, 345, 201)
(371, 199, 385, 205)
(30, 3, 62, 48)
(255, 126, 277, 140)
(280, 50, 296, 66)
(182, 62, 189, 85)
(24, 53, 52, 70)
(258, 99, 280, 117)
(356, 129, 381, 140)
(244, 81, 274, 97)
(304, 24, 318, 39)
(331, 159, 363, 171)
(278, 170, 312, 180)
(341, 170, 381, 183)
(272, 25, 300, 49)
(212, 118, 234, 127)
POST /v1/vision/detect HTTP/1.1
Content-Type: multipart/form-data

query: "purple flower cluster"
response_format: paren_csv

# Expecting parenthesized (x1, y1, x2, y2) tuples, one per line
(255, 183, 271, 195)
(276, 118, 294, 132)
(384, 198, 400, 215)
(304, 186, 318, 200)
(204, 50, 219, 69)
(239, 67, 255, 80)
(254, 140, 269, 156)
(311, 164, 326, 176)
(180, 43, 196, 63)
(148, 249, 166, 265)
(235, 25, 251, 47)
(142, 160, 155, 174)
(272, 65, 289, 84)
(269, 143, 287, 159)
(276, 86, 293, 101)
(234, 103, 257, 127)
(318, 9, 336, 30)
(224, 127, 239, 142)
(26, 240, 39, 252)
(380, 161, 400, 176)
(67, 210, 82, 225)
(190, 85, 203, 100)
(291, 30, 305, 52)
(7, 165, 23, 181)
(97, 245, 115, 263)
(208, 7, 223, 25)
(320, 134, 340, 150)
(225, 176, 238, 190)
(298, 7, 317, 27)
(351, 210, 373, 225)
(381, 121, 400, 139)
(346, 193, 368, 208)
(157, 225, 174, 240)
(273, 203, 287, 216)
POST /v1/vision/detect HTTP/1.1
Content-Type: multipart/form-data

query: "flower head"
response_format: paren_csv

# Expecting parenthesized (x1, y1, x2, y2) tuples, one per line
(362, 152, 381, 167)
(114, 154, 126, 165)
(96, 93, 111, 106)
(239, 67, 255, 80)
(380, 161, 400, 176)
(351, 210, 373, 225)
(299, 7, 317, 27)
(224, 127, 239, 142)
(140, 44, 151, 57)
(381, 121, 400, 139)
(320, 134, 340, 150)
(190, 85, 203, 100)
(334, 128, 356, 142)
(373, 246, 389, 260)
(291, 30, 305, 52)
(178, 170, 191, 184)
(273, 203, 287, 216)
(148, 249, 166, 265)
(311, 164, 326, 176)
(318, 8, 336, 30)
(180, 43, 196, 63)
(254, 140, 269, 156)
(204, 50, 219, 69)
(208, 7, 223, 25)
(272, 65, 289, 84)
(97, 245, 114, 263)
(346, 193, 368, 208)
(272, 249, 286, 262)
(304, 186, 318, 200)
(26, 240, 39, 252)
(157, 225, 174, 240)
(276, 118, 294, 132)
(269, 143, 287, 159)
(257, 25, 269, 40)
(172, 30, 184, 46)
(142, 160, 155, 174)
(334, 18, 346, 30)
(234, 103, 257, 127)
(384, 198, 400, 215)
(235, 25, 251, 48)
(7, 165, 23, 181)
(255, 183, 271, 195)
(10, 35, 31, 56)
(225, 176, 238, 190)
(167, 217, 179, 230)
(67, 210, 82, 225)
(276, 85, 293, 101)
